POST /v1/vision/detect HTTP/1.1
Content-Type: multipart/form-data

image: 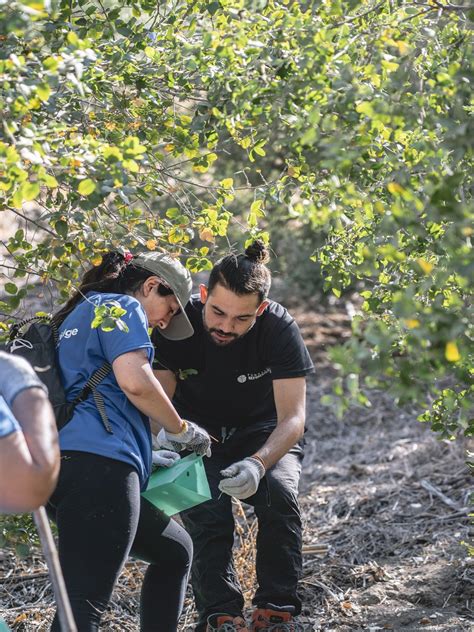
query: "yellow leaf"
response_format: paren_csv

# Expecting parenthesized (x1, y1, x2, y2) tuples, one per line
(123, 159, 139, 173)
(405, 319, 420, 329)
(374, 201, 385, 214)
(417, 258, 434, 275)
(199, 228, 215, 243)
(91, 255, 102, 266)
(220, 178, 233, 189)
(287, 166, 301, 177)
(146, 239, 157, 251)
(395, 40, 410, 55)
(78, 178, 96, 196)
(387, 182, 404, 195)
(192, 164, 208, 173)
(445, 342, 460, 362)
(164, 144, 174, 152)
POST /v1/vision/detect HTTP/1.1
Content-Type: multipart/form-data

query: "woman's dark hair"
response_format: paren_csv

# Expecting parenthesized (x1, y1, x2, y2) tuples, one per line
(207, 240, 271, 303)
(54, 251, 173, 324)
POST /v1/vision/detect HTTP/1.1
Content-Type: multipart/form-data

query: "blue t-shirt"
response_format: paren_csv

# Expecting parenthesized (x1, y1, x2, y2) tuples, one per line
(0, 397, 20, 438)
(57, 293, 154, 488)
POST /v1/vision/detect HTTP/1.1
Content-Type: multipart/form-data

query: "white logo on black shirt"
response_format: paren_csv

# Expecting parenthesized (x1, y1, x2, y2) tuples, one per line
(236, 368, 271, 383)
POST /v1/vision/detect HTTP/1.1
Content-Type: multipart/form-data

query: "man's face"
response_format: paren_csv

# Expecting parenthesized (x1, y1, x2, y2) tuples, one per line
(200, 283, 268, 346)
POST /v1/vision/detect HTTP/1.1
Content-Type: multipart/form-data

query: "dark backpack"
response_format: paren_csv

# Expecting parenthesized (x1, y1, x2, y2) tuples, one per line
(7, 316, 112, 433)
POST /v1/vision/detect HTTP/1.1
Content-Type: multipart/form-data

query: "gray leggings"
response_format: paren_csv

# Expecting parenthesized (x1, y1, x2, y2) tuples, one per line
(47, 451, 192, 632)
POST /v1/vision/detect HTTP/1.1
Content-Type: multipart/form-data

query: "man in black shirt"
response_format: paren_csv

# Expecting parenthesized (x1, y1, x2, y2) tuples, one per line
(153, 241, 314, 632)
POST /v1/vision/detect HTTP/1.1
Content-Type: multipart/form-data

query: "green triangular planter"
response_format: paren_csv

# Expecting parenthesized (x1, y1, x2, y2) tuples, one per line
(142, 453, 212, 516)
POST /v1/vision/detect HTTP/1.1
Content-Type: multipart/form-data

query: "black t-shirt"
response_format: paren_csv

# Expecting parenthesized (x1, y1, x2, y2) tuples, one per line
(152, 296, 315, 429)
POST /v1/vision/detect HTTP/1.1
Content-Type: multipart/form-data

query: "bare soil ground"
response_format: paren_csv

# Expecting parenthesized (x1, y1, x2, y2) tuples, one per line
(1, 304, 472, 631)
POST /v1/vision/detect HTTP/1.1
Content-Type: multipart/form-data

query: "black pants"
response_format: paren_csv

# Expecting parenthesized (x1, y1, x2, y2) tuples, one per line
(47, 451, 193, 632)
(180, 423, 303, 631)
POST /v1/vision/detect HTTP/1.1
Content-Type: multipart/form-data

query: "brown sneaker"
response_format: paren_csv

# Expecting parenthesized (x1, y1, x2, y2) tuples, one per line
(251, 603, 300, 631)
(206, 613, 249, 632)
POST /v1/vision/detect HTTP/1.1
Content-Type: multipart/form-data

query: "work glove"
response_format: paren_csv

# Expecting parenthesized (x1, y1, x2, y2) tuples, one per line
(218, 457, 265, 500)
(152, 449, 181, 467)
(156, 420, 212, 457)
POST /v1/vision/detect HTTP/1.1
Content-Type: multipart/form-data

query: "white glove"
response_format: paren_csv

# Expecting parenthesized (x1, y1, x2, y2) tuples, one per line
(152, 449, 181, 467)
(218, 457, 265, 500)
(156, 420, 212, 457)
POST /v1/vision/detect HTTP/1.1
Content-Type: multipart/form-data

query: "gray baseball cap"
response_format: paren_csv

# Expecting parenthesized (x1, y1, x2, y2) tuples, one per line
(133, 252, 194, 340)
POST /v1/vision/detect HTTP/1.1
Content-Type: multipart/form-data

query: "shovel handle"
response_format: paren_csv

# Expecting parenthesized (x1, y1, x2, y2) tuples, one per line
(33, 506, 77, 632)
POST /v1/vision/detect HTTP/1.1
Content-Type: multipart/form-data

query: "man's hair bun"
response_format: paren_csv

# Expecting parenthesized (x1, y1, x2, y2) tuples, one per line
(244, 239, 270, 265)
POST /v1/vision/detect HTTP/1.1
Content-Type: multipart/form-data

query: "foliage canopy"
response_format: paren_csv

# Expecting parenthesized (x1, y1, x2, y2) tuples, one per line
(0, 0, 472, 437)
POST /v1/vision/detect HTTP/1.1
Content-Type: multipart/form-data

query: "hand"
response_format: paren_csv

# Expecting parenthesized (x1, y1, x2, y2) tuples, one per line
(156, 420, 212, 457)
(218, 457, 265, 500)
(152, 449, 181, 467)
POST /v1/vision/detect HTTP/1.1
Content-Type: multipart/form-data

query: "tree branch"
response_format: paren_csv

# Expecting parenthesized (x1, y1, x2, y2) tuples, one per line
(6, 207, 56, 237)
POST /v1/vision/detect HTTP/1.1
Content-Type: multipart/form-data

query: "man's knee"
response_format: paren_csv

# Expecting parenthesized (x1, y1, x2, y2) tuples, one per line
(257, 466, 301, 515)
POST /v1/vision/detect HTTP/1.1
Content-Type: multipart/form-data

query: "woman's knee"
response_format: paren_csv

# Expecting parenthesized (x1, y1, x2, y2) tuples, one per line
(162, 519, 193, 569)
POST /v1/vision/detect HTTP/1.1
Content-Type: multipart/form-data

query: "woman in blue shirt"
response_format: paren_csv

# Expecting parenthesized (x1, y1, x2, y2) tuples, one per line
(47, 251, 210, 632)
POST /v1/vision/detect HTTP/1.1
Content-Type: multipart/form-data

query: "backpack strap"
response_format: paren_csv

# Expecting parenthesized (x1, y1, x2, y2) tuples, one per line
(9, 315, 55, 342)
(73, 362, 113, 434)
(10, 317, 113, 435)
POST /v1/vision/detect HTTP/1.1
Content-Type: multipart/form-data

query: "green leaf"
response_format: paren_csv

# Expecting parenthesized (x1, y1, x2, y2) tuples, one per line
(43, 174, 58, 188)
(37, 83, 51, 102)
(23, 182, 40, 201)
(55, 220, 68, 238)
(67, 31, 80, 47)
(43, 56, 58, 71)
(5, 283, 18, 295)
(250, 200, 264, 215)
(78, 179, 96, 196)
(166, 207, 180, 219)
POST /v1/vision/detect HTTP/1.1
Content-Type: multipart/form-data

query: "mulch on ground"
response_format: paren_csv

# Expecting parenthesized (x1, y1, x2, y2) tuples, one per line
(1, 303, 472, 631)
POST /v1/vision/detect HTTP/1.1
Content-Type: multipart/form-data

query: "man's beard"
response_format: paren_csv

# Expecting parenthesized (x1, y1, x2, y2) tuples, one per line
(205, 328, 239, 346)
(202, 311, 255, 347)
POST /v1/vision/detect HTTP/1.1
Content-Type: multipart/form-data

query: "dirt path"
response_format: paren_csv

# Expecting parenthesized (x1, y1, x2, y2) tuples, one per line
(0, 307, 472, 631)
(298, 368, 472, 631)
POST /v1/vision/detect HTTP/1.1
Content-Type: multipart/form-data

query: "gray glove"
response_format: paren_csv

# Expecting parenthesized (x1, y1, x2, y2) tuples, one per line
(218, 457, 265, 500)
(156, 420, 211, 457)
(152, 449, 181, 467)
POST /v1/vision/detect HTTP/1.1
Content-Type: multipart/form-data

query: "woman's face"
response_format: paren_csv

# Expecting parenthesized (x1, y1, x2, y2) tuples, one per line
(136, 277, 180, 329)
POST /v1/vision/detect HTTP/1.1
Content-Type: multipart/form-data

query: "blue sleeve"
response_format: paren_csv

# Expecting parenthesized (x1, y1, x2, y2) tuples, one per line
(96, 296, 154, 365)
(0, 397, 20, 438)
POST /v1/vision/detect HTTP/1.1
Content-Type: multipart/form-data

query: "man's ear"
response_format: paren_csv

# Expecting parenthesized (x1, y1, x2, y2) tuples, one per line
(256, 300, 270, 317)
(199, 284, 208, 304)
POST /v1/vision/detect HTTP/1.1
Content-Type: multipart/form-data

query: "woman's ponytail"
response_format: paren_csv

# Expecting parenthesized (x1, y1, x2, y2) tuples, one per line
(54, 251, 138, 324)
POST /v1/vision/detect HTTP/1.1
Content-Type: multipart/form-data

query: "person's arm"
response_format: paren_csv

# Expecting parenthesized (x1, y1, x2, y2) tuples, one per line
(113, 350, 183, 436)
(218, 377, 306, 500)
(0, 388, 59, 513)
(153, 369, 178, 401)
(252, 377, 306, 470)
